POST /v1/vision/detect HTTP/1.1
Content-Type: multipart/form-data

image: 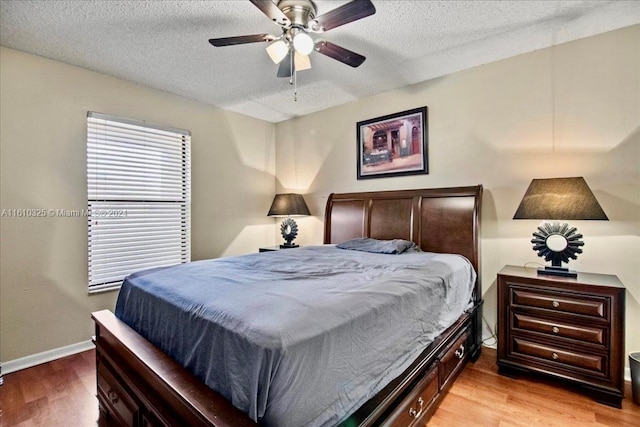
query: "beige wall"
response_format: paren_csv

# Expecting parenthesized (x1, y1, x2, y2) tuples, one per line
(0, 47, 276, 362)
(2, 25, 638, 368)
(275, 26, 640, 364)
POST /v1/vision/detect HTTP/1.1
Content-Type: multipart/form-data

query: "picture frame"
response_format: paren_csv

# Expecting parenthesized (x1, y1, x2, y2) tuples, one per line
(356, 106, 428, 180)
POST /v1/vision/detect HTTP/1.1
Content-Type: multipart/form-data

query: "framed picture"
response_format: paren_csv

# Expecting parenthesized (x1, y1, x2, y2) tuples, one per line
(356, 106, 428, 180)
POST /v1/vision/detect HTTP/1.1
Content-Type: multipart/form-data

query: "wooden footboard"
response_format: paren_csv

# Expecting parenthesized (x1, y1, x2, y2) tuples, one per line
(93, 310, 256, 427)
(93, 303, 480, 427)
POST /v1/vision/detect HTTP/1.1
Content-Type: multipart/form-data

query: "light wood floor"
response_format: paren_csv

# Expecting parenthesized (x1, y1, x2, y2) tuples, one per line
(0, 347, 638, 426)
(430, 348, 639, 427)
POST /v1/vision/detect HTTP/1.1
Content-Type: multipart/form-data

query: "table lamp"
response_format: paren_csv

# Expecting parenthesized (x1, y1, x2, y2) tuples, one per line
(513, 177, 608, 278)
(268, 193, 310, 248)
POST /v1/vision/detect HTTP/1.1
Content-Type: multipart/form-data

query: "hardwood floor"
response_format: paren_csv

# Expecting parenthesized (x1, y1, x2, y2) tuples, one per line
(0, 347, 638, 426)
(0, 350, 99, 426)
(430, 348, 639, 427)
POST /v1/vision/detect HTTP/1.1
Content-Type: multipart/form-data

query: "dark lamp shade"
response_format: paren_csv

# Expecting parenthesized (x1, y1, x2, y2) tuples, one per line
(513, 177, 608, 221)
(267, 193, 311, 217)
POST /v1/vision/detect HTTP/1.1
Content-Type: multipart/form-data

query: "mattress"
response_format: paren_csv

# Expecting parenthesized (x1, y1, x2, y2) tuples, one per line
(114, 245, 476, 426)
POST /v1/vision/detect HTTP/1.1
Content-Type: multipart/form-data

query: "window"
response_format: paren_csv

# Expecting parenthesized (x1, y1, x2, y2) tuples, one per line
(87, 112, 191, 293)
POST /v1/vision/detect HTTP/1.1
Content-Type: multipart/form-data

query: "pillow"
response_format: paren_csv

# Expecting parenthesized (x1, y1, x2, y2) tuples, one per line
(336, 237, 421, 254)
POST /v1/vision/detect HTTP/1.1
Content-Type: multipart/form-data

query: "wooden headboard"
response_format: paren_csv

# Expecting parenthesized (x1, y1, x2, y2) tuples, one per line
(324, 185, 482, 301)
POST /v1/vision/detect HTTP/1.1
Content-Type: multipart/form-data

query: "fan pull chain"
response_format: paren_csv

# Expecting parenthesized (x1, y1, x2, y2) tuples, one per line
(288, 68, 298, 102)
(288, 50, 297, 102)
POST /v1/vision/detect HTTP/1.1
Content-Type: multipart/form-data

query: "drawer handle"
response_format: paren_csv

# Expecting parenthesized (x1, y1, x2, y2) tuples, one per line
(455, 344, 465, 359)
(552, 326, 560, 334)
(108, 389, 119, 405)
(552, 352, 559, 360)
(408, 397, 424, 419)
(552, 301, 560, 308)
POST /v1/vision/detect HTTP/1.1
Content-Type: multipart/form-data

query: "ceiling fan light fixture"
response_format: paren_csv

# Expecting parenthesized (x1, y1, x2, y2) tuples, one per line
(292, 30, 314, 55)
(209, 0, 376, 89)
(266, 39, 289, 64)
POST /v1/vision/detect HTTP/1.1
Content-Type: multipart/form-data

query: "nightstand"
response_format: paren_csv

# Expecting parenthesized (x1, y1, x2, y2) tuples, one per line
(258, 246, 300, 252)
(497, 265, 625, 408)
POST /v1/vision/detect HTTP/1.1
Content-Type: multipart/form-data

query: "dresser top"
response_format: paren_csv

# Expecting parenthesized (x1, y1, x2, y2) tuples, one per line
(499, 265, 625, 288)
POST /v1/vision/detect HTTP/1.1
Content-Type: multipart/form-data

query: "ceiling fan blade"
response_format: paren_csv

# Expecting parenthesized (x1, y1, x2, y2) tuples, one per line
(312, 0, 376, 32)
(250, 0, 290, 26)
(277, 52, 293, 78)
(315, 41, 366, 67)
(209, 34, 271, 47)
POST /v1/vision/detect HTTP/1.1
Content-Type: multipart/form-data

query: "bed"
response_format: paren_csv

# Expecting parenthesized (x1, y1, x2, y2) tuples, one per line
(92, 185, 483, 427)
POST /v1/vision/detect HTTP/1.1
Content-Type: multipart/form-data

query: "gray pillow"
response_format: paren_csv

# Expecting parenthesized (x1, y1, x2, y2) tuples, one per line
(336, 237, 421, 254)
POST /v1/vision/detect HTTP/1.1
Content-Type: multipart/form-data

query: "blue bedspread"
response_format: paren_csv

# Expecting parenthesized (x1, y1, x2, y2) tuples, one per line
(115, 245, 476, 426)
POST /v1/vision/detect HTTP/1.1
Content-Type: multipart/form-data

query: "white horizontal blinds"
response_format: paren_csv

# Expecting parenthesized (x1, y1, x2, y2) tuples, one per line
(87, 112, 191, 292)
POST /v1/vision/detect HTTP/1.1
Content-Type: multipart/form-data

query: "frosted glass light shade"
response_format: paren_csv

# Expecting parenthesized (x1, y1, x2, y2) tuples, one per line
(294, 52, 311, 71)
(266, 40, 289, 64)
(293, 31, 314, 55)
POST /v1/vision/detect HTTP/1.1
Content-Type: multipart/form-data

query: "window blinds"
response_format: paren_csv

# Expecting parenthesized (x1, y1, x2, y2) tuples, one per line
(87, 112, 191, 293)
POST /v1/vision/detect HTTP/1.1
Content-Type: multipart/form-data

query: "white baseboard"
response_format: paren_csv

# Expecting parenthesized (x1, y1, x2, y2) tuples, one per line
(481, 343, 632, 383)
(1, 340, 94, 376)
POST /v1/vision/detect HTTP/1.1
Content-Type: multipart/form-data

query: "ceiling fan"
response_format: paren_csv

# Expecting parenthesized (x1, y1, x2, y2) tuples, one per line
(208, 0, 376, 79)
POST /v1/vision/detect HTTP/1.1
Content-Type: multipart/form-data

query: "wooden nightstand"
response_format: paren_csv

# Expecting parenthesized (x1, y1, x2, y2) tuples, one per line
(258, 246, 299, 252)
(258, 246, 280, 252)
(497, 265, 625, 408)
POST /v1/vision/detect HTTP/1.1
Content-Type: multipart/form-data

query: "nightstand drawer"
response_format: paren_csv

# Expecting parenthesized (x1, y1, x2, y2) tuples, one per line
(512, 337, 606, 375)
(511, 312, 607, 346)
(510, 287, 608, 320)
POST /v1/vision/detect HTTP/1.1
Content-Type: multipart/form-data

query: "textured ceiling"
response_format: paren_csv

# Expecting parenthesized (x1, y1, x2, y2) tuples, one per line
(1, 1, 639, 123)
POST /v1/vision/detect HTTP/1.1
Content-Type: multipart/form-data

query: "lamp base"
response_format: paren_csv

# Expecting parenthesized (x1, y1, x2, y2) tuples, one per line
(537, 266, 577, 278)
(279, 243, 299, 249)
